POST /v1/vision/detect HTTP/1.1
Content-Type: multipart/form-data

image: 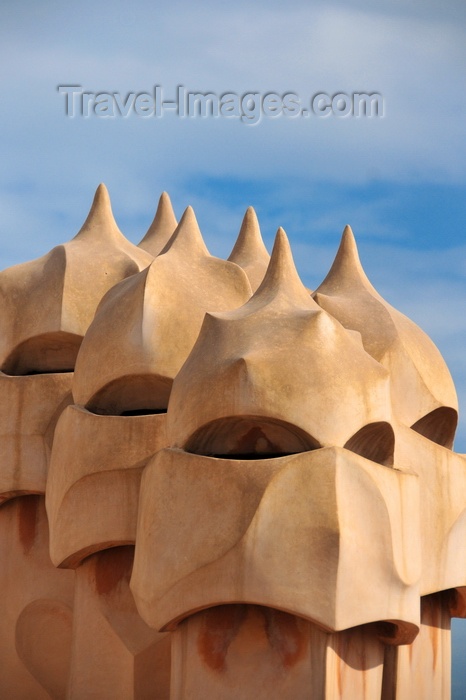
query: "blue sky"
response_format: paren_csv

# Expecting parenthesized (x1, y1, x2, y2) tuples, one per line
(1, 0, 465, 692)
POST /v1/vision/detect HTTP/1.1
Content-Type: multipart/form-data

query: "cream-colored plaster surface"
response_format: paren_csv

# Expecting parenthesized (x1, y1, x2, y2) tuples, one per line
(0, 186, 464, 699)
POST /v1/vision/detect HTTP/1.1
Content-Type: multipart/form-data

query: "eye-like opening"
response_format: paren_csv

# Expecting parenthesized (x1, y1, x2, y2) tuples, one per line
(184, 416, 320, 460)
(344, 422, 395, 467)
(410, 407, 457, 449)
(85, 374, 171, 416)
(1, 332, 82, 376)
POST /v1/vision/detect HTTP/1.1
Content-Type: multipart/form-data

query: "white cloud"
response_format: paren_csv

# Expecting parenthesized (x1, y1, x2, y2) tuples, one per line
(0, 1, 465, 199)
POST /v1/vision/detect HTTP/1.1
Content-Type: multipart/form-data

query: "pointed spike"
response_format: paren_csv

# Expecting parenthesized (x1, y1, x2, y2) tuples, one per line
(88, 183, 113, 221)
(314, 224, 377, 296)
(343, 224, 354, 239)
(253, 227, 317, 307)
(268, 227, 298, 280)
(228, 207, 269, 264)
(181, 206, 195, 223)
(95, 182, 111, 203)
(227, 207, 270, 292)
(161, 206, 210, 256)
(340, 224, 362, 263)
(160, 191, 173, 205)
(138, 191, 178, 256)
(73, 183, 124, 241)
(234, 207, 260, 251)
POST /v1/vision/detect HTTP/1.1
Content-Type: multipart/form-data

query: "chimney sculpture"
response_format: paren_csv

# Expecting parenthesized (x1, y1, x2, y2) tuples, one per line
(0, 186, 465, 699)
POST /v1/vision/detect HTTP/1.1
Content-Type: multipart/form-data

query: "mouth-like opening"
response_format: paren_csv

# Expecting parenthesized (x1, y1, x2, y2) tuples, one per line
(344, 422, 395, 467)
(410, 407, 457, 449)
(1, 332, 82, 376)
(85, 374, 171, 416)
(184, 416, 320, 459)
(119, 408, 167, 416)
